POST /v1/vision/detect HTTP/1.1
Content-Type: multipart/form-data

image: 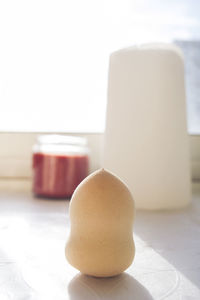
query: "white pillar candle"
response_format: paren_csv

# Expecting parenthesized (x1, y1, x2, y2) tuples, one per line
(103, 44, 191, 210)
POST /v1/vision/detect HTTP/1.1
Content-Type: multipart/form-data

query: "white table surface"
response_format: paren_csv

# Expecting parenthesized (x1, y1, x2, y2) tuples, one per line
(0, 183, 200, 300)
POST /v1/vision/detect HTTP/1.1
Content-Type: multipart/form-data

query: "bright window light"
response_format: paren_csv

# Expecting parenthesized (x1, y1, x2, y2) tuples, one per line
(0, 0, 199, 132)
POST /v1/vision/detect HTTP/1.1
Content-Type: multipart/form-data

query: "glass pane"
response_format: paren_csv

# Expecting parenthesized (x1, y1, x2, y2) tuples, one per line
(175, 41, 200, 135)
(0, 0, 199, 132)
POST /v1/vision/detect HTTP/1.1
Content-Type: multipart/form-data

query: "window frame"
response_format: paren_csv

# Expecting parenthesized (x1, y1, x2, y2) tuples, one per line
(0, 132, 104, 178)
(0, 132, 199, 181)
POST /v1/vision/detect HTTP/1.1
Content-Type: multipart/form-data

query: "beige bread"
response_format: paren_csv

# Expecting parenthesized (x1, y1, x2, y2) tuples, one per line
(65, 169, 135, 277)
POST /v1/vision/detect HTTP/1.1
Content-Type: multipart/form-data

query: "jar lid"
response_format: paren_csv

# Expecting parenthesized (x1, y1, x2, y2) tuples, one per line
(34, 135, 89, 155)
(37, 134, 87, 146)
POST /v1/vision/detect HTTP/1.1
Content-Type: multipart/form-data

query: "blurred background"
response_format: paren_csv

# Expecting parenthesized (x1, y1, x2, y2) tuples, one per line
(0, 0, 199, 133)
(0, 0, 199, 183)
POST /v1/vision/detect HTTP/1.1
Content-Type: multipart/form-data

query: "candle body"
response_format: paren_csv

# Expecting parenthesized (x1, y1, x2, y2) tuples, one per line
(103, 44, 191, 209)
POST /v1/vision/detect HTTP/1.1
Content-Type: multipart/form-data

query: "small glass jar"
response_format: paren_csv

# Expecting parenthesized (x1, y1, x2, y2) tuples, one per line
(32, 135, 89, 198)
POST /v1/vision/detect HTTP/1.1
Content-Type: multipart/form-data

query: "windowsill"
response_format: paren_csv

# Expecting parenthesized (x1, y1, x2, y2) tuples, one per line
(0, 178, 31, 192)
(0, 132, 199, 180)
(0, 177, 199, 196)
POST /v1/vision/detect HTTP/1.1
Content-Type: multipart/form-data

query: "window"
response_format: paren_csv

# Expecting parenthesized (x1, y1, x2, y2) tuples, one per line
(0, 0, 199, 179)
(0, 0, 200, 133)
(176, 41, 200, 135)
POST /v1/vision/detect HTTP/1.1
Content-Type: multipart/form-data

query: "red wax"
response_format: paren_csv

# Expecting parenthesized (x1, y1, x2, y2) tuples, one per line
(32, 153, 89, 198)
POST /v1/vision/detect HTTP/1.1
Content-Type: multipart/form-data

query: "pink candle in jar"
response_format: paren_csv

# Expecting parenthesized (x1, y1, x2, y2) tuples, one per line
(32, 135, 89, 198)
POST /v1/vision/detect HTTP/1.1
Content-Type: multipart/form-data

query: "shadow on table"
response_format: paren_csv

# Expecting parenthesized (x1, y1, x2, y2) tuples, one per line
(68, 272, 153, 300)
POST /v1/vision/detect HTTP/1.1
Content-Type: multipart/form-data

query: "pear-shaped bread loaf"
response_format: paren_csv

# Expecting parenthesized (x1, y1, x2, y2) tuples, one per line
(65, 169, 135, 277)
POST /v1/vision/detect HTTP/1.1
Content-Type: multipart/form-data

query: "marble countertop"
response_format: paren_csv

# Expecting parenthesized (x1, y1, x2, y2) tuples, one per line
(0, 183, 200, 300)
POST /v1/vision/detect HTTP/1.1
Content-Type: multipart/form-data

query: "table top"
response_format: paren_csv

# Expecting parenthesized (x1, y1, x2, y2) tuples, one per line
(0, 183, 200, 300)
